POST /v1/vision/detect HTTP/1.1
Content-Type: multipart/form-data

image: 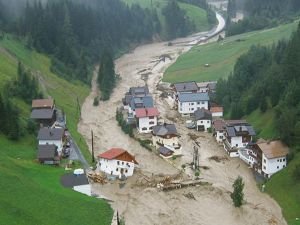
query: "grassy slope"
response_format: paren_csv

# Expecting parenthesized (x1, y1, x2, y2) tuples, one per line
(0, 136, 113, 225)
(164, 20, 299, 83)
(0, 37, 113, 224)
(265, 154, 300, 225)
(123, 0, 210, 37)
(0, 36, 92, 163)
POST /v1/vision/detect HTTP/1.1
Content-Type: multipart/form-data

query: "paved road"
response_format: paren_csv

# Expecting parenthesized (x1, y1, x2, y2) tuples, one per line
(65, 131, 90, 169)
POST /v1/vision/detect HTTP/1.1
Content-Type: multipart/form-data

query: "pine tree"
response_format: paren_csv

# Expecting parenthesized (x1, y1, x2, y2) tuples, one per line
(231, 176, 244, 207)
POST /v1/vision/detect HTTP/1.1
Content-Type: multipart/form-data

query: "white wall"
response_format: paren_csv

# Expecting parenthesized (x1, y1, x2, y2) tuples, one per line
(39, 140, 63, 153)
(138, 116, 157, 133)
(212, 111, 223, 118)
(153, 135, 179, 148)
(178, 101, 208, 114)
(199, 87, 208, 93)
(196, 119, 211, 131)
(216, 131, 225, 143)
(98, 158, 135, 177)
(229, 136, 248, 148)
(262, 154, 287, 177)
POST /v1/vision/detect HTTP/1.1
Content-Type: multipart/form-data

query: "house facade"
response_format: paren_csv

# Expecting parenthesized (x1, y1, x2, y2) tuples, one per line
(194, 108, 212, 132)
(97, 148, 138, 178)
(212, 119, 226, 143)
(223, 121, 256, 157)
(37, 127, 65, 154)
(37, 144, 60, 165)
(178, 92, 209, 116)
(210, 106, 223, 118)
(152, 124, 181, 156)
(136, 107, 159, 133)
(250, 140, 289, 178)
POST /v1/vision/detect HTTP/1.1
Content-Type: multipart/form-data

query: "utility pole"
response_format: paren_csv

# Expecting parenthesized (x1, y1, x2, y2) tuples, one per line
(193, 145, 199, 171)
(91, 130, 95, 163)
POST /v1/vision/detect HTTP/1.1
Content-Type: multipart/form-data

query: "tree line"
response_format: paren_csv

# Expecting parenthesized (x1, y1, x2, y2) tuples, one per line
(216, 22, 300, 148)
(226, 0, 300, 36)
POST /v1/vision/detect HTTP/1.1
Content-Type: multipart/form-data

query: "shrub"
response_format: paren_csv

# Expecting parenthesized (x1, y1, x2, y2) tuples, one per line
(93, 97, 99, 106)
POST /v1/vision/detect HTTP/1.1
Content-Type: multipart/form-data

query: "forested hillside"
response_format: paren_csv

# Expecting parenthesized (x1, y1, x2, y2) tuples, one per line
(226, 0, 300, 36)
(216, 22, 300, 224)
(217, 23, 300, 146)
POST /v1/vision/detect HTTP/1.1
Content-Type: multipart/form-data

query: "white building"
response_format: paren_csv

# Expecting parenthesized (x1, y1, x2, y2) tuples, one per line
(194, 108, 212, 132)
(172, 81, 199, 97)
(136, 107, 159, 133)
(223, 121, 256, 157)
(178, 92, 209, 116)
(256, 141, 289, 178)
(97, 148, 138, 178)
(152, 124, 181, 157)
(37, 127, 64, 154)
(212, 119, 226, 143)
(210, 106, 223, 118)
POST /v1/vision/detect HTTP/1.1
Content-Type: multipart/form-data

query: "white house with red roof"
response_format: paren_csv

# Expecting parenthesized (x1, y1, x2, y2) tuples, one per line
(97, 148, 138, 178)
(135, 107, 159, 133)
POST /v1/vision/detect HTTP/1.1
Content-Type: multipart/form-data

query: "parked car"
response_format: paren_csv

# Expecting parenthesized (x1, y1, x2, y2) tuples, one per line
(185, 120, 196, 129)
(62, 148, 70, 158)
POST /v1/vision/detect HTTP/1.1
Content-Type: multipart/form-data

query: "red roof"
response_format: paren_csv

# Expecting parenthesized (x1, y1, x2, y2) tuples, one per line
(135, 107, 159, 118)
(213, 119, 226, 131)
(210, 106, 223, 113)
(97, 148, 139, 164)
(98, 148, 125, 160)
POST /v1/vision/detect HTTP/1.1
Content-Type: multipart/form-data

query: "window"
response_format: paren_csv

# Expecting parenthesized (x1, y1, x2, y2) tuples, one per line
(190, 103, 194, 105)
(283, 165, 285, 168)
(280, 159, 282, 162)
(263, 166, 266, 170)
(122, 162, 124, 165)
(99, 162, 101, 166)
(197, 102, 200, 104)
(201, 101, 205, 104)
(142, 127, 147, 131)
(220, 136, 223, 139)
(277, 166, 279, 169)
(149, 121, 155, 125)
(116, 168, 119, 171)
(201, 121, 203, 124)
(125, 169, 128, 173)
(207, 121, 209, 123)
(277, 159, 279, 162)
(149, 116, 154, 119)
(117, 161, 120, 165)
(236, 144, 238, 147)
(264, 159, 266, 163)
(191, 108, 194, 111)
(283, 158, 286, 162)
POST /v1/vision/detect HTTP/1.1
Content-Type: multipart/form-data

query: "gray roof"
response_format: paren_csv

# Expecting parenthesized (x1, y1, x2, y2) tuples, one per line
(60, 174, 89, 188)
(152, 124, 178, 136)
(159, 146, 174, 156)
(178, 92, 209, 102)
(226, 124, 256, 137)
(37, 144, 57, 159)
(130, 95, 154, 110)
(31, 109, 54, 119)
(129, 86, 149, 96)
(207, 82, 217, 91)
(38, 127, 64, 140)
(174, 82, 198, 93)
(194, 108, 212, 121)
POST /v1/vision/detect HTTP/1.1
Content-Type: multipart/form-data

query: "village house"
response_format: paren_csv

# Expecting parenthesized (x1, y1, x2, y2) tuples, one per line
(152, 124, 181, 157)
(31, 108, 56, 127)
(193, 108, 212, 131)
(97, 148, 138, 178)
(37, 144, 60, 165)
(206, 82, 217, 94)
(177, 92, 209, 116)
(212, 119, 226, 143)
(128, 95, 154, 116)
(210, 106, 223, 118)
(135, 107, 159, 133)
(197, 82, 210, 93)
(247, 140, 289, 178)
(37, 127, 65, 155)
(61, 173, 91, 196)
(223, 121, 256, 157)
(122, 86, 149, 110)
(172, 81, 199, 102)
(32, 98, 55, 110)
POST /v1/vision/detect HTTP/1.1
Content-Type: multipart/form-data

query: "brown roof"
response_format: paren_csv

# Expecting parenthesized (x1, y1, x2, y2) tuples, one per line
(258, 140, 289, 159)
(32, 99, 54, 109)
(212, 119, 226, 131)
(210, 106, 223, 113)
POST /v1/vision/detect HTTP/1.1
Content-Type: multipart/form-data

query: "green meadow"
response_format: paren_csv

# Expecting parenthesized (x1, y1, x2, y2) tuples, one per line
(164, 21, 299, 83)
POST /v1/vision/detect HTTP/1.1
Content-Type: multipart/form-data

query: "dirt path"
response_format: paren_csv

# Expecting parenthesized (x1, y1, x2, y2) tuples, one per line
(78, 14, 286, 225)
